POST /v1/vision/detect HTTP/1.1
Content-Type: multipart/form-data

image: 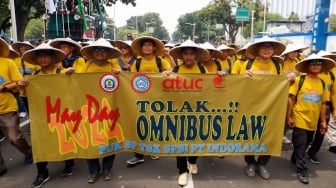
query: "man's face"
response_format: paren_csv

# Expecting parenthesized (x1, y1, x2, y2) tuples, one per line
(36, 53, 53, 67)
(141, 41, 156, 55)
(181, 48, 197, 66)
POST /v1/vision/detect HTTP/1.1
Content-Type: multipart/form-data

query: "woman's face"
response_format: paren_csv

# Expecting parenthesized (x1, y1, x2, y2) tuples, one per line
(93, 48, 109, 61)
(258, 43, 274, 59)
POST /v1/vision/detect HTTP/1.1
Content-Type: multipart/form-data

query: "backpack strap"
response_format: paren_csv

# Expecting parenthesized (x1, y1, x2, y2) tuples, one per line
(156, 57, 162, 72)
(172, 65, 179, 73)
(246, 58, 280, 75)
(197, 63, 206, 73)
(135, 57, 163, 72)
(213, 59, 222, 71)
(296, 74, 325, 102)
(270, 57, 281, 75)
(172, 63, 205, 73)
(135, 58, 142, 72)
(329, 71, 335, 83)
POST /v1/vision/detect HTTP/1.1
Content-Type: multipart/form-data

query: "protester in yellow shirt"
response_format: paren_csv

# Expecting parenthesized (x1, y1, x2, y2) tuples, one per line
(49, 37, 86, 71)
(168, 39, 209, 186)
(216, 44, 235, 74)
(112, 40, 136, 72)
(22, 43, 75, 188)
(199, 42, 223, 73)
(287, 54, 335, 184)
(127, 36, 171, 166)
(241, 36, 295, 180)
(0, 38, 33, 177)
(231, 42, 253, 74)
(12, 41, 39, 118)
(79, 38, 121, 183)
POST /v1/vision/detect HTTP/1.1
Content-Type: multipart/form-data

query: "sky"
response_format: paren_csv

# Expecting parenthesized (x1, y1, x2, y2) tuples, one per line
(106, 0, 213, 35)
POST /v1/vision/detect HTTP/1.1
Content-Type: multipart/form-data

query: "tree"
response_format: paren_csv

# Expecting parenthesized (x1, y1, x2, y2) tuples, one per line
(124, 13, 169, 40)
(25, 18, 44, 40)
(0, 0, 136, 41)
(329, 14, 336, 32)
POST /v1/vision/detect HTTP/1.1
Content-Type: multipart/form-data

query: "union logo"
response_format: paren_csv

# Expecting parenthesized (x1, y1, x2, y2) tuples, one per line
(99, 74, 119, 93)
(131, 74, 152, 93)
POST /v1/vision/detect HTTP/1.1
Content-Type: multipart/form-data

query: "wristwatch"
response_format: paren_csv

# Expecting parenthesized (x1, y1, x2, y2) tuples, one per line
(1, 86, 8, 92)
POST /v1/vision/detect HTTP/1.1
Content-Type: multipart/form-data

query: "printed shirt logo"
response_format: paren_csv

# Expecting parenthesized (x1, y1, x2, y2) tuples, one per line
(302, 93, 322, 103)
(0, 77, 5, 85)
(131, 74, 152, 93)
(99, 74, 119, 93)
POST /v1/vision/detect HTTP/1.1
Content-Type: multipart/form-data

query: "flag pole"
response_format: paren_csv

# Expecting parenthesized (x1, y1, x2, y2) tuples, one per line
(9, 0, 17, 42)
(61, 0, 65, 37)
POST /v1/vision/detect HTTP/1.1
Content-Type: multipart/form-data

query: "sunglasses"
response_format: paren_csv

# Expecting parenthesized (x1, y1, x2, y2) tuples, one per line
(95, 48, 109, 53)
(308, 61, 323, 66)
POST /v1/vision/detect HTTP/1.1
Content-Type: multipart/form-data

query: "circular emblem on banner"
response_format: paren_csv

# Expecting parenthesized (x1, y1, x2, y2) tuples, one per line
(99, 74, 119, 93)
(131, 74, 152, 93)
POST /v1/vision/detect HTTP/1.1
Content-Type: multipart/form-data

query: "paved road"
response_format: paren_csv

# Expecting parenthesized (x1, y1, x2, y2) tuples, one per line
(1, 126, 335, 188)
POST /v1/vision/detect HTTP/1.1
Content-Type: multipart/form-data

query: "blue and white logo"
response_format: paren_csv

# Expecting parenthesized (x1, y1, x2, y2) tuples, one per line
(131, 75, 151, 93)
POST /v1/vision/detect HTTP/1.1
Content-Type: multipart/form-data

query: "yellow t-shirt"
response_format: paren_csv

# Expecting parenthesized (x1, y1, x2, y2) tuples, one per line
(130, 57, 171, 73)
(200, 60, 218, 73)
(289, 75, 329, 130)
(218, 59, 231, 74)
(0, 57, 23, 114)
(34, 67, 65, 75)
(174, 62, 208, 74)
(14, 57, 40, 75)
(240, 58, 283, 75)
(72, 57, 86, 71)
(231, 59, 247, 74)
(282, 59, 298, 76)
(79, 59, 121, 73)
(318, 72, 333, 94)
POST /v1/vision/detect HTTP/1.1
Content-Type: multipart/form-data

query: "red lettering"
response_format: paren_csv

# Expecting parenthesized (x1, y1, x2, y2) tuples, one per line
(46, 96, 60, 123)
(162, 76, 203, 90)
(60, 108, 82, 133)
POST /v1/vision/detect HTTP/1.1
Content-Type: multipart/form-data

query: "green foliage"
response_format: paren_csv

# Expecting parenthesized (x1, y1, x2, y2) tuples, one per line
(25, 18, 44, 40)
(122, 12, 169, 40)
(329, 14, 336, 32)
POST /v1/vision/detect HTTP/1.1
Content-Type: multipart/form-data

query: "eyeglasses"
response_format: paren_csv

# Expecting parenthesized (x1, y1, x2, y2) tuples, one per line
(308, 61, 323, 66)
(95, 48, 109, 53)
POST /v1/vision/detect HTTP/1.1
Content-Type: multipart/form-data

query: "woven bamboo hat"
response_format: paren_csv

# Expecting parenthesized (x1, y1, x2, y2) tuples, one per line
(12, 41, 35, 54)
(22, 43, 66, 65)
(199, 42, 223, 59)
(247, 36, 286, 57)
(295, 53, 335, 73)
(131, 36, 164, 56)
(169, 39, 209, 61)
(49, 37, 82, 55)
(80, 38, 121, 59)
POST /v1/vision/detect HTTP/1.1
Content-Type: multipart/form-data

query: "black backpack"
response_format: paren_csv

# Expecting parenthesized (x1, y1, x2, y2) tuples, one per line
(246, 57, 281, 75)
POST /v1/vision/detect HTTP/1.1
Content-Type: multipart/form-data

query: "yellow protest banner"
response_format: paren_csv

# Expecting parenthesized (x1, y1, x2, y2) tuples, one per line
(26, 73, 289, 162)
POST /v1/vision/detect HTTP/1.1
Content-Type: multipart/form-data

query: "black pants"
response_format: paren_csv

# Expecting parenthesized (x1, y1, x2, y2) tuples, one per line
(134, 153, 144, 159)
(307, 118, 327, 156)
(176, 156, 197, 174)
(292, 127, 315, 171)
(244, 155, 270, 166)
(86, 155, 115, 175)
(36, 159, 75, 175)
